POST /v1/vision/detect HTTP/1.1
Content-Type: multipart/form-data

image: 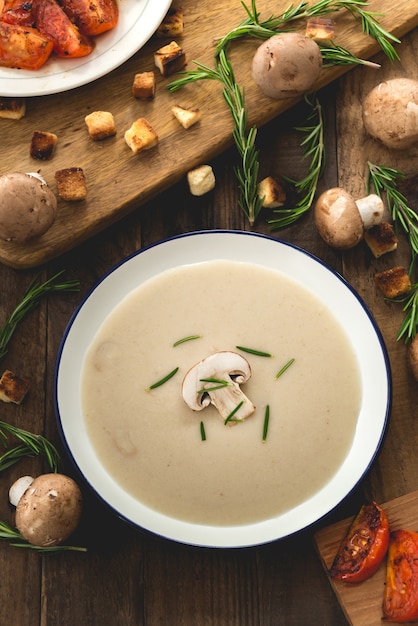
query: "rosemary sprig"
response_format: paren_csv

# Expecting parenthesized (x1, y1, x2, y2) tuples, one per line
(200, 421, 207, 441)
(262, 405, 270, 442)
(236, 345, 272, 357)
(173, 335, 201, 347)
(0, 520, 86, 554)
(275, 358, 295, 379)
(366, 162, 418, 342)
(0, 271, 79, 363)
(269, 95, 325, 229)
(224, 400, 244, 425)
(0, 420, 60, 473)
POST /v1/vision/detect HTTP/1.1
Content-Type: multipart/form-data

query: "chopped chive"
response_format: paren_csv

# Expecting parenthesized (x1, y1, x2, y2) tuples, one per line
(148, 367, 179, 390)
(224, 400, 244, 425)
(173, 335, 201, 347)
(262, 405, 270, 442)
(200, 421, 206, 441)
(275, 358, 295, 380)
(236, 345, 272, 357)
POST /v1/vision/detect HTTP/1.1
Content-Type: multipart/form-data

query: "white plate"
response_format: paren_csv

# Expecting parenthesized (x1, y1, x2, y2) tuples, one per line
(55, 231, 391, 548)
(0, 0, 172, 97)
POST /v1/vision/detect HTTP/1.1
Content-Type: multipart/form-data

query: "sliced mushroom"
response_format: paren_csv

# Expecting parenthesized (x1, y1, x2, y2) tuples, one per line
(314, 187, 384, 249)
(182, 351, 255, 424)
(9, 473, 82, 547)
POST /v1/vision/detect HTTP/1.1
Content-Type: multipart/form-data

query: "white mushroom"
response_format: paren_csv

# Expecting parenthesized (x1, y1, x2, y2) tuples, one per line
(362, 78, 418, 150)
(314, 187, 384, 249)
(251, 32, 323, 100)
(9, 473, 82, 547)
(182, 351, 255, 424)
(0, 172, 57, 243)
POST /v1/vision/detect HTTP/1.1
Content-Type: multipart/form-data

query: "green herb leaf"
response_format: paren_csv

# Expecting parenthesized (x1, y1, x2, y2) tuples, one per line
(224, 400, 244, 425)
(262, 405, 270, 442)
(275, 358, 295, 379)
(173, 335, 201, 347)
(148, 367, 179, 390)
(236, 346, 272, 357)
(200, 421, 207, 441)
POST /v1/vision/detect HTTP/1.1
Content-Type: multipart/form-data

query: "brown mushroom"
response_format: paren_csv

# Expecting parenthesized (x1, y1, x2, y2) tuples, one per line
(362, 78, 418, 150)
(251, 32, 323, 100)
(9, 473, 82, 547)
(0, 172, 57, 243)
(314, 187, 384, 249)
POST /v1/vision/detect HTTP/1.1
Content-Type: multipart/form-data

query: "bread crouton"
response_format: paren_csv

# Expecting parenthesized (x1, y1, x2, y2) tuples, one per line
(0, 97, 26, 119)
(305, 17, 335, 40)
(374, 266, 412, 298)
(30, 130, 57, 160)
(156, 7, 184, 38)
(124, 118, 159, 154)
(0, 370, 29, 404)
(187, 165, 215, 196)
(258, 176, 286, 208)
(171, 105, 201, 129)
(55, 167, 87, 201)
(154, 40, 186, 76)
(364, 222, 398, 258)
(132, 72, 155, 99)
(85, 111, 116, 140)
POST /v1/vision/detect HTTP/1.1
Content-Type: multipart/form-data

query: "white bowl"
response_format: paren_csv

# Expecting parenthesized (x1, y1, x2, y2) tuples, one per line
(55, 231, 391, 547)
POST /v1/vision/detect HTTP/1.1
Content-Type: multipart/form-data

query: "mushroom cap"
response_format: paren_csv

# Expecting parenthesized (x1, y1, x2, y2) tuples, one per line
(314, 187, 364, 249)
(0, 172, 57, 243)
(251, 33, 323, 100)
(362, 78, 418, 150)
(15, 473, 82, 547)
(182, 351, 252, 411)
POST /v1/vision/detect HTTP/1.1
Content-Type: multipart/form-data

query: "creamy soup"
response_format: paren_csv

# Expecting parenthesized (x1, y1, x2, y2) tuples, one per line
(82, 260, 361, 526)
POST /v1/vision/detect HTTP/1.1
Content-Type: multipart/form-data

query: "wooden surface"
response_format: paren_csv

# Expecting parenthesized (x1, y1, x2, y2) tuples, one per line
(1, 3, 418, 626)
(315, 490, 418, 626)
(0, 0, 417, 268)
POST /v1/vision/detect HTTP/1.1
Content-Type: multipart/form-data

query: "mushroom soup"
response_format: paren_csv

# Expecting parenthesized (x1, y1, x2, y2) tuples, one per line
(81, 260, 361, 526)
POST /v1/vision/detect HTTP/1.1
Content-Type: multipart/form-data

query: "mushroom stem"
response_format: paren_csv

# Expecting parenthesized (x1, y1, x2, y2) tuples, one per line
(9, 475, 34, 507)
(204, 382, 255, 423)
(355, 194, 384, 229)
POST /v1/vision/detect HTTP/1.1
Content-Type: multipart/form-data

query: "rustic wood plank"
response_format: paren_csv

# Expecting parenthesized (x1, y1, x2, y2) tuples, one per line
(0, 0, 417, 268)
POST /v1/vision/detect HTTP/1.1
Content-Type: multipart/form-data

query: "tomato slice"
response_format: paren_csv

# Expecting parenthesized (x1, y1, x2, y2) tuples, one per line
(32, 0, 94, 58)
(382, 529, 418, 623)
(60, 0, 119, 36)
(329, 501, 390, 583)
(0, 20, 53, 70)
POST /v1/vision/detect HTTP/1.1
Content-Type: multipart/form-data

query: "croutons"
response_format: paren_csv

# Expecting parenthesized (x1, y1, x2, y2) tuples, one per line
(364, 222, 398, 258)
(305, 17, 335, 40)
(187, 165, 215, 196)
(124, 118, 159, 154)
(55, 167, 87, 201)
(132, 72, 155, 99)
(0, 97, 26, 120)
(171, 105, 201, 129)
(156, 7, 184, 38)
(30, 131, 58, 160)
(0, 370, 29, 404)
(258, 176, 286, 208)
(374, 266, 412, 298)
(154, 40, 186, 76)
(84, 111, 116, 140)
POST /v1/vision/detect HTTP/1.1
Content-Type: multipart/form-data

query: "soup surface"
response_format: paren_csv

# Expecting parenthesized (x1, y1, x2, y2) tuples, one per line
(82, 260, 361, 526)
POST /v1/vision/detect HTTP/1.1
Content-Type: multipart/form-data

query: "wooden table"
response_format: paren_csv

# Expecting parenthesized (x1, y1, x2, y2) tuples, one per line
(1, 9, 418, 626)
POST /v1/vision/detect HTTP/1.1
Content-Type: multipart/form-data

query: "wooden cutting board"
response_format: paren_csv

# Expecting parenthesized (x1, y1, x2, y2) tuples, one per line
(1, 0, 417, 269)
(314, 490, 418, 626)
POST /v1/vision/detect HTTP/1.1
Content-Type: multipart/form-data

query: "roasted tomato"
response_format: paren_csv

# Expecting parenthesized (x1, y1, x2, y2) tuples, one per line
(0, 20, 53, 69)
(1, 0, 34, 26)
(382, 529, 418, 623)
(32, 0, 94, 58)
(329, 500, 390, 583)
(60, 0, 119, 36)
